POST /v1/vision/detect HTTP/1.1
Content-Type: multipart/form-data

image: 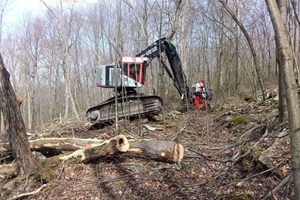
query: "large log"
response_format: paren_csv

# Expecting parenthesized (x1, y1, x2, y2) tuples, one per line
(59, 135, 129, 162)
(0, 138, 104, 153)
(0, 136, 183, 179)
(1, 135, 184, 164)
(60, 135, 184, 164)
(82, 134, 129, 162)
(127, 140, 184, 163)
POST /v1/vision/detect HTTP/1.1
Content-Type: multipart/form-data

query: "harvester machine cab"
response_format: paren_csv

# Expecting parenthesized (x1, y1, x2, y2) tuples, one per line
(95, 56, 148, 89)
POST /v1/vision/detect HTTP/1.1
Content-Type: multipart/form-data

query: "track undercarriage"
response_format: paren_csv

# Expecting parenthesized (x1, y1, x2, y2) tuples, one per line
(86, 94, 163, 128)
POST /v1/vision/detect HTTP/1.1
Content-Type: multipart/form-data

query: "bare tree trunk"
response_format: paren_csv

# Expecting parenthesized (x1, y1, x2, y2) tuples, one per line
(265, 0, 300, 197)
(114, 0, 123, 133)
(293, 16, 300, 84)
(0, 0, 8, 142)
(0, 111, 5, 142)
(59, 1, 79, 120)
(158, 0, 165, 99)
(63, 56, 70, 119)
(0, 54, 35, 175)
(166, 0, 183, 40)
(276, 0, 287, 122)
(218, 0, 265, 100)
(179, 0, 190, 74)
(26, 87, 32, 130)
(235, 0, 240, 90)
(216, 8, 225, 100)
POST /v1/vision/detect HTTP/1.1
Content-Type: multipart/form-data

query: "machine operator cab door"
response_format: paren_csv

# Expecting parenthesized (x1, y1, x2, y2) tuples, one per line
(119, 56, 148, 87)
(95, 56, 148, 88)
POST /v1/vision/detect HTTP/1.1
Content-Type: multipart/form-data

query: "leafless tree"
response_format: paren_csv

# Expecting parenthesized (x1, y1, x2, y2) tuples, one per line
(0, 0, 8, 141)
(218, 0, 265, 100)
(265, 0, 300, 197)
(0, 53, 35, 175)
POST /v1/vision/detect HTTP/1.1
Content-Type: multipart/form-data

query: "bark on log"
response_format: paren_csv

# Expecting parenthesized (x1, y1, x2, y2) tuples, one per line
(59, 135, 184, 163)
(0, 138, 104, 153)
(1, 137, 184, 163)
(0, 136, 184, 179)
(127, 140, 184, 163)
(82, 134, 129, 162)
(59, 135, 129, 162)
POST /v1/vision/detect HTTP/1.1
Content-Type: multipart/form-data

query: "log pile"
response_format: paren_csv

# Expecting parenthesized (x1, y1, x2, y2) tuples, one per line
(0, 135, 184, 178)
(59, 134, 184, 163)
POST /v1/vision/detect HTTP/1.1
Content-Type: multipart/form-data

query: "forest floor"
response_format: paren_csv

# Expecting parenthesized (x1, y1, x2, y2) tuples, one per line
(0, 95, 293, 200)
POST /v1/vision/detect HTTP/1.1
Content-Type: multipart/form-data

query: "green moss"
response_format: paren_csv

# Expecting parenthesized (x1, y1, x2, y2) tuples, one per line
(231, 115, 249, 126)
(239, 145, 261, 173)
(32, 165, 56, 183)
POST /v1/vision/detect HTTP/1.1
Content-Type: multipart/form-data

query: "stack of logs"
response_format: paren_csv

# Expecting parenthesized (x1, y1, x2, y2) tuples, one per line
(0, 135, 184, 178)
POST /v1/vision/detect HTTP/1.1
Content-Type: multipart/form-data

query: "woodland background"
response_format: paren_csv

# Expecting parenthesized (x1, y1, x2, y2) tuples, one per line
(0, 0, 299, 130)
(0, 0, 300, 199)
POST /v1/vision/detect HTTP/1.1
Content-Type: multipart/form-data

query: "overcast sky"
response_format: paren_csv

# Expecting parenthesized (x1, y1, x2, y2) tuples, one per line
(2, 0, 96, 33)
(4, 0, 53, 23)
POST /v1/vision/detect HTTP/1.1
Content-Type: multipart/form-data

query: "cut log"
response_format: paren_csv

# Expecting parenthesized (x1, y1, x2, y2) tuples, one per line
(0, 138, 104, 153)
(1, 136, 184, 180)
(29, 138, 104, 151)
(127, 140, 184, 163)
(82, 134, 129, 162)
(59, 135, 129, 162)
(59, 135, 184, 164)
(1, 137, 184, 164)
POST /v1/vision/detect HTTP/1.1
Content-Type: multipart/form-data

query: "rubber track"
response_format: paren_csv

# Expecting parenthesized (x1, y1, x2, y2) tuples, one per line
(86, 95, 163, 127)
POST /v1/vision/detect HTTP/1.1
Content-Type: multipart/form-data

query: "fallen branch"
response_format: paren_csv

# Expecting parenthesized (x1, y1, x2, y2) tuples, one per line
(243, 159, 287, 182)
(235, 124, 267, 144)
(232, 129, 269, 163)
(187, 148, 230, 163)
(187, 128, 269, 164)
(214, 111, 236, 122)
(262, 174, 292, 200)
(7, 184, 48, 200)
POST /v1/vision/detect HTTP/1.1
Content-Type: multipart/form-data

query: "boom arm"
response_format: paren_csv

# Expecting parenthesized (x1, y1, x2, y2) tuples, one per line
(136, 38, 190, 99)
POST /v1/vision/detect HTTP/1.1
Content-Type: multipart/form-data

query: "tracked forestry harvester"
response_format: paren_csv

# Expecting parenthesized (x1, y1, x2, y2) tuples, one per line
(86, 38, 212, 128)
